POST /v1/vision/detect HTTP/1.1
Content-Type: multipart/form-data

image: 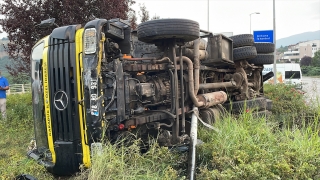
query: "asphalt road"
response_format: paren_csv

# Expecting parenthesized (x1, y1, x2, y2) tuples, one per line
(302, 77, 320, 104)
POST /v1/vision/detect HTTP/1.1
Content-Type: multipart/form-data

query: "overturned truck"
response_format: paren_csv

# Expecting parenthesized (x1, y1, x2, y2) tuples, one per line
(29, 18, 274, 176)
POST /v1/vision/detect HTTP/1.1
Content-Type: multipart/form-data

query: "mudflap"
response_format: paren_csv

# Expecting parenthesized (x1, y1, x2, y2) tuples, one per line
(46, 141, 80, 176)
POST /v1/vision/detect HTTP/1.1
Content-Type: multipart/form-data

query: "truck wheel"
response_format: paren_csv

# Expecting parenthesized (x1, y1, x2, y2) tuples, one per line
(200, 104, 226, 125)
(233, 46, 257, 61)
(137, 19, 200, 43)
(253, 43, 275, 53)
(247, 54, 274, 65)
(229, 34, 254, 48)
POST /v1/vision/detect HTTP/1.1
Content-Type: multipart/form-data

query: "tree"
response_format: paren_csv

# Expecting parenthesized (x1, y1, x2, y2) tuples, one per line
(312, 50, 320, 67)
(0, 0, 135, 76)
(151, 14, 160, 20)
(300, 56, 312, 66)
(128, 10, 138, 30)
(276, 45, 288, 54)
(139, 3, 149, 23)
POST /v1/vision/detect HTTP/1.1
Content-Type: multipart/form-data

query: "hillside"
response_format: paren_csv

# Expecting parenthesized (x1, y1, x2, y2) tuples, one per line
(0, 57, 10, 73)
(0, 39, 10, 74)
(276, 30, 320, 48)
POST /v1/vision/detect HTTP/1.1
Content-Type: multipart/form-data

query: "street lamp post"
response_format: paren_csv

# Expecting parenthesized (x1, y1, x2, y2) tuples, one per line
(250, 12, 260, 34)
(273, 0, 277, 84)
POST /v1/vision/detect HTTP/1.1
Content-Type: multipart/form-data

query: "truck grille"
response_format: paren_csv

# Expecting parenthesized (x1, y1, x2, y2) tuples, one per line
(48, 38, 80, 142)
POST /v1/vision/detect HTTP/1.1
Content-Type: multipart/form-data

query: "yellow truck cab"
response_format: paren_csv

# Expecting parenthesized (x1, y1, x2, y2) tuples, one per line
(30, 19, 131, 175)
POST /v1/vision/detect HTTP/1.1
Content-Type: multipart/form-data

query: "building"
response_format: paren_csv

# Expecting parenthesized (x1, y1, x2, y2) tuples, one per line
(298, 40, 320, 57)
(280, 39, 320, 62)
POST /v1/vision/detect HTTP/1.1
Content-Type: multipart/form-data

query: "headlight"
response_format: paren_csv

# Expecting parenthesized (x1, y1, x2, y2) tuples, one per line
(84, 28, 97, 54)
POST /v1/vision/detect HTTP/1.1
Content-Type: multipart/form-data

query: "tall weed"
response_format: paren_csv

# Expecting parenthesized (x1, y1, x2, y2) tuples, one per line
(197, 113, 320, 179)
(75, 140, 187, 180)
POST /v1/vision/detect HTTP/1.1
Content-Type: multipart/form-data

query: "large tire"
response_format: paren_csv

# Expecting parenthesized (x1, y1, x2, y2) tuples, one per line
(247, 54, 274, 65)
(253, 43, 275, 53)
(233, 46, 257, 61)
(137, 19, 200, 43)
(229, 34, 254, 48)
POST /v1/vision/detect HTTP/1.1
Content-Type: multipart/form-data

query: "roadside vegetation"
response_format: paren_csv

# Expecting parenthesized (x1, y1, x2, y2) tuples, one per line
(197, 84, 320, 179)
(300, 50, 320, 76)
(0, 93, 54, 180)
(1, 83, 320, 179)
(301, 66, 320, 77)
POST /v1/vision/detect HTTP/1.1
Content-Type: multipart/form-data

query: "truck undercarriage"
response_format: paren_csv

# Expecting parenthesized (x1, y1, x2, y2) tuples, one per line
(29, 18, 274, 177)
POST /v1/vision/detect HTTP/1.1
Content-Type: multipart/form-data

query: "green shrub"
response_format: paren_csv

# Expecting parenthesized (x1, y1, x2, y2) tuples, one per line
(264, 83, 306, 114)
(263, 83, 317, 127)
(301, 66, 320, 76)
(6, 93, 33, 121)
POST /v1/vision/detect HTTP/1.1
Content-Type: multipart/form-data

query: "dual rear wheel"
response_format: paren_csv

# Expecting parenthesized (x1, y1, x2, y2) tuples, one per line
(230, 34, 275, 64)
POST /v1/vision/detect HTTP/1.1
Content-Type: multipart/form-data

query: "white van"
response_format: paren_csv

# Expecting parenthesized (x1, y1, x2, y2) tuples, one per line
(263, 63, 302, 89)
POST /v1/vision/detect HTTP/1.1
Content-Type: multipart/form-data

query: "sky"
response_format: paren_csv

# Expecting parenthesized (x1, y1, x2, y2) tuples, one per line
(0, 0, 319, 40)
(132, 0, 320, 40)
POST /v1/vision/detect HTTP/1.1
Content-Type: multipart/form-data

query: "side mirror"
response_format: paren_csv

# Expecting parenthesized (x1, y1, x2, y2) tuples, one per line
(35, 18, 58, 29)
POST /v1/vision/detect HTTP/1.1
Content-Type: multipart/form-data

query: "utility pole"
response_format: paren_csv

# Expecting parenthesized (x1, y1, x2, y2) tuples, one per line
(273, 0, 277, 84)
(207, 0, 209, 31)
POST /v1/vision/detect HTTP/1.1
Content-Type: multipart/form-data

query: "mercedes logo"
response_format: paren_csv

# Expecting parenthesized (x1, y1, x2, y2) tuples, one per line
(53, 90, 68, 111)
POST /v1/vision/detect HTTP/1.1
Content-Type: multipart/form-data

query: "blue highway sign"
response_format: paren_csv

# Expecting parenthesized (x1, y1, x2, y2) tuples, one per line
(253, 30, 274, 43)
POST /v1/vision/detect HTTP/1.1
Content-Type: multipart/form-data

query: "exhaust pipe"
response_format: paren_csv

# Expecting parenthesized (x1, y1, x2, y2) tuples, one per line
(175, 56, 204, 107)
(197, 91, 228, 109)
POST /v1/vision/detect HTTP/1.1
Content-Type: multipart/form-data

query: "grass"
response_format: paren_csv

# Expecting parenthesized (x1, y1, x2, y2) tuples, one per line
(0, 93, 54, 180)
(1, 83, 320, 179)
(196, 114, 320, 179)
(75, 141, 186, 180)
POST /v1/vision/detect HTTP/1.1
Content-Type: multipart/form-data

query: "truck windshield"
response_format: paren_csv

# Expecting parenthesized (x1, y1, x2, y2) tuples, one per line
(31, 42, 49, 153)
